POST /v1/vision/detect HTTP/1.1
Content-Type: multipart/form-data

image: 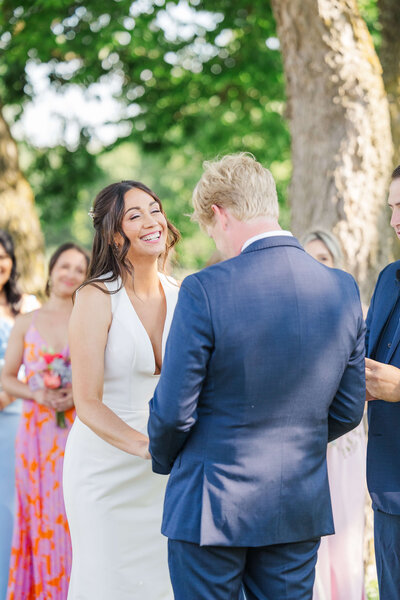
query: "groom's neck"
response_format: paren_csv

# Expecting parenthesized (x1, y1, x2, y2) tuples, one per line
(230, 217, 282, 257)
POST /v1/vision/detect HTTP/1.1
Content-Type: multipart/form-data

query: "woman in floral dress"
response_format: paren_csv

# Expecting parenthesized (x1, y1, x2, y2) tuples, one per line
(1, 243, 88, 600)
(0, 230, 39, 600)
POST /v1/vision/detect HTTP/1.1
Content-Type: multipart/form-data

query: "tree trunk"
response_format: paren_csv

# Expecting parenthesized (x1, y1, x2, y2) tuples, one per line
(0, 106, 45, 295)
(379, 0, 400, 168)
(271, 0, 393, 300)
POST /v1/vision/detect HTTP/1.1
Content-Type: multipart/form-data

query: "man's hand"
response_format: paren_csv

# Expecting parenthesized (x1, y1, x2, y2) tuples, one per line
(365, 358, 400, 403)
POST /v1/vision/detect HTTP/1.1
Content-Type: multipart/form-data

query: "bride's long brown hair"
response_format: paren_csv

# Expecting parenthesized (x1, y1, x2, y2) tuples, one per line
(82, 180, 180, 293)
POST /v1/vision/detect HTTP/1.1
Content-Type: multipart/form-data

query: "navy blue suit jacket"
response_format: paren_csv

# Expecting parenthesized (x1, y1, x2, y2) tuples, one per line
(148, 236, 365, 546)
(366, 260, 400, 514)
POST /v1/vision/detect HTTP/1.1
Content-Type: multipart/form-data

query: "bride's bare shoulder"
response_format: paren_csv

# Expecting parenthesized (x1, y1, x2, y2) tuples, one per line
(74, 280, 112, 310)
(77, 280, 109, 295)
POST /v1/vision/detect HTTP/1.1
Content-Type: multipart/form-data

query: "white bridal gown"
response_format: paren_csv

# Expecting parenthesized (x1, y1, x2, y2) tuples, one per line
(63, 274, 178, 600)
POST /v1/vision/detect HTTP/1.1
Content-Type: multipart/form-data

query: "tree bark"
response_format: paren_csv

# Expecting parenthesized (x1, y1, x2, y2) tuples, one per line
(379, 0, 400, 168)
(0, 106, 45, 295)
(271, 0, 393, 300)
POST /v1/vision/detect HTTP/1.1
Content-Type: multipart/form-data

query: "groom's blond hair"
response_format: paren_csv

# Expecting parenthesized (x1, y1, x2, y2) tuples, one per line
(192, 152, 279, 228)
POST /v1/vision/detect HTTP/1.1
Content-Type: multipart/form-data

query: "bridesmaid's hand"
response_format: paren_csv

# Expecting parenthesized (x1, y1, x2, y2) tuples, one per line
(50, 388, 74, 412)
(0, 390, 13, 410)
(33, 388, 56, 408)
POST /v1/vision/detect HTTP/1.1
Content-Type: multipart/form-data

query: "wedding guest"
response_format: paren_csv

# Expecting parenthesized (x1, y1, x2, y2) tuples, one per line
(365, 165, 400, 600)
(63, 181, 179, 599)
(303, 230, 366, 600)
(1, 243, 88, 600)
(0, 230, 39, 600)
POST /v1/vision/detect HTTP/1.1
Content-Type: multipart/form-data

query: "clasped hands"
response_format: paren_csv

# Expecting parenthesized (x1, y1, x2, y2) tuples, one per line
(365, 358, 400, 403)
(33, 387, 74, 412)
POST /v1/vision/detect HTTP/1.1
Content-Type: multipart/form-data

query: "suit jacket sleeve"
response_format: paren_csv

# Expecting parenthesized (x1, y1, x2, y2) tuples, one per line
(148, 274, 214, 474)
(328, 278, 366, 442)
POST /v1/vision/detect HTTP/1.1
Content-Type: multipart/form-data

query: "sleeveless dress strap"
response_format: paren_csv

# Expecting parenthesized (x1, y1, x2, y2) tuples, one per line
(25, 308, 41, 340)
(30, 309, 39, 325)
(103, 277, 121, 294)
(100, 275, 122, 315)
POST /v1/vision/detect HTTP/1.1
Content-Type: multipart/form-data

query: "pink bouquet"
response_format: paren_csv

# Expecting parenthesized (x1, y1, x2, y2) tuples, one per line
(40, 350, 72, 428)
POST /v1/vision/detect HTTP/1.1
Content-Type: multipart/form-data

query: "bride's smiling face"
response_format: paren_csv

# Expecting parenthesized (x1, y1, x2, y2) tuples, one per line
(116, 188, 168, 260)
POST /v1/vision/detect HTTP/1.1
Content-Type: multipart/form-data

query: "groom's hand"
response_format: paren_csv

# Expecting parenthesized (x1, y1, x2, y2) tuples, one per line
(365, 358, 400, 403)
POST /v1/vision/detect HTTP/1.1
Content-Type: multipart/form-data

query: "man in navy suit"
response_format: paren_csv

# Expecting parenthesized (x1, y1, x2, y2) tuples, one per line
(148, 153, 365, 599)
(365, 165, 400, 600)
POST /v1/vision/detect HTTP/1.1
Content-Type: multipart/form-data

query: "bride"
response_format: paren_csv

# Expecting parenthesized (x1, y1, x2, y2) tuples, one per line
(63, 181, 180, 599)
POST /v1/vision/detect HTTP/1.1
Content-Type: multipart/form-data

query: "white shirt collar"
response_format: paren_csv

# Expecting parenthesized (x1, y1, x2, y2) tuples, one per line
(241, 230, 293, 252)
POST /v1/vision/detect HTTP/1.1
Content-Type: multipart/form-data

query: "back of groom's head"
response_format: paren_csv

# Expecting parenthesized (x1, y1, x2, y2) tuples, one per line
(392, 165, 400, 180)
(192, 152, 279, 228)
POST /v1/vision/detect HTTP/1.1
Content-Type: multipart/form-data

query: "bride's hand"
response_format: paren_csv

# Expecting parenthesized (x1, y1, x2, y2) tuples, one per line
(135, 439, 151, 460)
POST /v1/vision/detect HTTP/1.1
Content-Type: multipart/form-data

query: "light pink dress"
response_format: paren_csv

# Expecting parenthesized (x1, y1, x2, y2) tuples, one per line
(313, 422, 366, 600)
(7, 320, 74, 600)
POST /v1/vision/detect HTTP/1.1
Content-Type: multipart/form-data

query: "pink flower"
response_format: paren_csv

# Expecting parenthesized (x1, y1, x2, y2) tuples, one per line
(42, 352, 64, 365)
(43, 372, 61, 389)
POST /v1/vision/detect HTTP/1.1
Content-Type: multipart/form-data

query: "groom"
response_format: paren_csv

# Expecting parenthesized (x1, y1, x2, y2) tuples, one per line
(148, 153, 365, 599)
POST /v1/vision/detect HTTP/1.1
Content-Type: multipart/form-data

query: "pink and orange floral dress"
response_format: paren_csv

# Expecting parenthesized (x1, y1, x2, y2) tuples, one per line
(7, 319, 75, 600)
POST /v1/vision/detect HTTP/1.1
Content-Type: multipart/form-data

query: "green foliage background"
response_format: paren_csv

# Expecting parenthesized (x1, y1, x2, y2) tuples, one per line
(0, 0, 380, 267)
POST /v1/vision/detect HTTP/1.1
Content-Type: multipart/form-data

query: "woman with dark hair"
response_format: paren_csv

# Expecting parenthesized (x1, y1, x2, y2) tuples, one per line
(1, 242, 89, 600)
(63, 181, 180, 599)
(0, 230, 39, 600)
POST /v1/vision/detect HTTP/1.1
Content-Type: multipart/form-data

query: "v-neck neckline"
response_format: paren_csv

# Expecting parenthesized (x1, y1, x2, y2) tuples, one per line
(29, 323, 69, 357)
(122, 273, 170, 376)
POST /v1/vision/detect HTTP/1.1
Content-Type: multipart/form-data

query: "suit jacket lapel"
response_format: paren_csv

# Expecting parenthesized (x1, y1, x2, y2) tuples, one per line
(369, 280, 400, 359)
(386, 300, 400, 363)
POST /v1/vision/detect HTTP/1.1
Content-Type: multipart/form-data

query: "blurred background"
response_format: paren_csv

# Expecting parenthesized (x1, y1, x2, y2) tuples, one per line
(2, 2, 399, 597)
(1, 0, 398, 306)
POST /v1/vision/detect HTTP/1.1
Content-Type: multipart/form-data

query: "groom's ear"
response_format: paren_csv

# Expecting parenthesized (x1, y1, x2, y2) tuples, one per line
(211, 204, 229, 230)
